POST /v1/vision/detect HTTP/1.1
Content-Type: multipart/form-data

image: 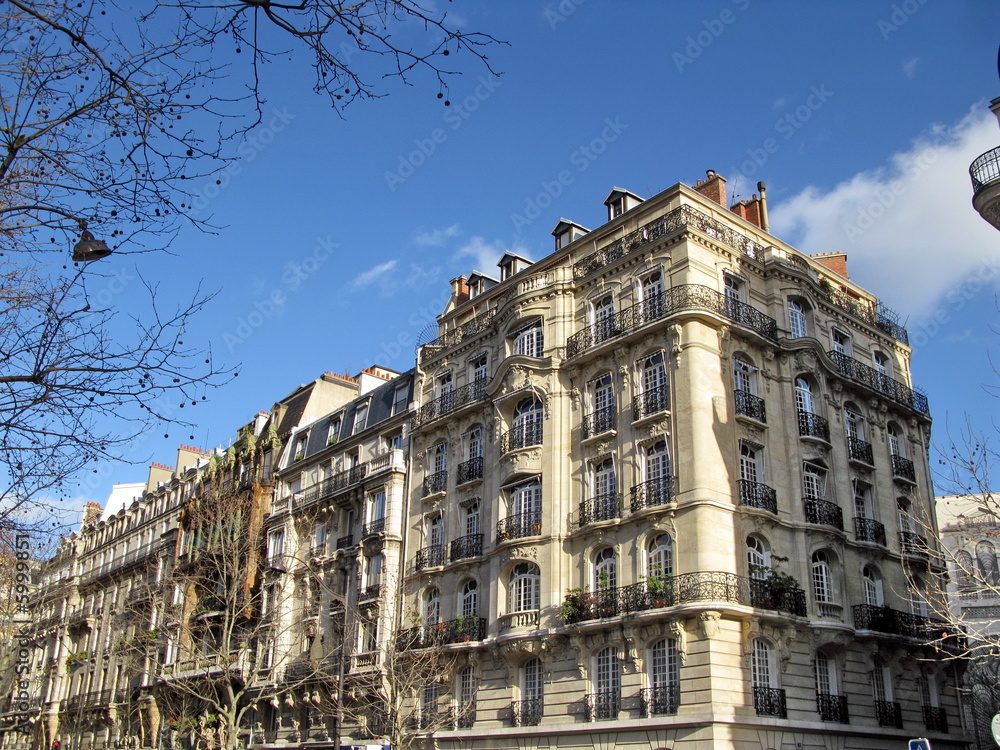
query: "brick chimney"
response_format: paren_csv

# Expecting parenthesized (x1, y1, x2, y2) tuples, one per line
(82, 502, 102, 527)
(450, 275, 470, 306)
(810, 252, 849, 279)
(693, 170, 727, 206)
(730, 195, 763, 228)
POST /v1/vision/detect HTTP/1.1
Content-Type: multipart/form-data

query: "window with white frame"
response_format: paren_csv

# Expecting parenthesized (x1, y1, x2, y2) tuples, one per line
(863, 565, 884, 606)
(873, 351, 890, 377)
(733, 355, 756, 395)
(427, 514, 443, 548)
(267, 529, 285, 565)
(811, 551, 835, 606)
(595, 646, 621, 695)
(739, 441, 763, 485)
(366, 554, 383, 588)
(649, 638, 679, 696)
(815, 650, 839, 697)
(844, 405, 865, 441)
(831, 328, 851, 356)
(461, 580, 478, 618)
(802, 462, 827, 500)
(647, 534, 674, 578)
(521, 658, 543, 705)
(788, 299, 807, 338)
(465, 502, 480, 537)
(794, 376, 815, 414)
(511, 479, 542, 519)
(433, 442, 448, 474)
(887, 423, 904, 458)
(511, 319, 544, 358)
(646, 440, 672, 485)
(509, 563, 540, 613)
(592, 373, 615, 416)
(594, 547, 618, 591)
(465, 427, 483, 461)
(746, 535, 771, 579)
(871, 658, 893, 703)
(751, 639, 777, 689)
(723, 273, 745, 307)
(592, 457, 616, 500)
(641, 271, 665, 319)
(424, 588, 441, 626)
(353, 403, 369, 434)
(470, 353, 489, 383)
(512, 397, 543, 446)
(593, 295, 615, 340)
(853, 480, 873, 519)
(640, 351, 668, 413)
(920, 673, 940, 709)
(361, 613, 378, 653)
(458, 667, 477, 713)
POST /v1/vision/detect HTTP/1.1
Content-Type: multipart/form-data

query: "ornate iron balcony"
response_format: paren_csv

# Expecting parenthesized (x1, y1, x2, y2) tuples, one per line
(335, 534, 354, 550)
(396, 616, 487, 650)
(828, 350, 929, 414)
(633, 384, 669, 419)
(797, 410, 830, 441)
(579, 493, 622, 526)
(449, 533, 483, 562)
(496, 510, 541, 543)
(875, 700, 902, 728)
(423, 470, 447, 496)
(584, 690, 620, 722)
(738, 479, 777, 514)
(852, 603, 944, 640)
(294, 464, 369, 510)
(420, 308, 496, 359)
(415, 545, 445, 571)
(414, 380, 486, 427)
(639, 685, 680, 717)
(362, 517, 385, 538)
(971, 145, 1000, 193)
(854, 517, 886, 545)
(753, 686, 786, 718)
(734, 389, 766, 422)
(816, 693, 849, 723)
(923, 704, 948, 733)
(500, 422, 543, 453)
(749, 578, 807, 616)
(900, 530, 928, 555)
(456, 456, 483, 484)
(359, 584, 381, 601)
(847, 436, 874, 465)
(573, 204, 764, 280)
(804, 498, 843, 530)
(630, 476, 676, 513)
(566, 283, 778, 358)
(510, 699, 543, 727)
(891, 454, 916, 482)
(583, 405, 616, 437)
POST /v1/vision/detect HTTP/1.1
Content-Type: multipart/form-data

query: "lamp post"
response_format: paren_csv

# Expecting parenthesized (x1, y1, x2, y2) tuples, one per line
(72, 227, 112, 262)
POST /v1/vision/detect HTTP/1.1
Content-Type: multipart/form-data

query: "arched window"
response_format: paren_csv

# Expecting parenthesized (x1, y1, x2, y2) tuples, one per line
(594, 547, 617, 591)
(465, 502, 481, 537)
(863, 565, 884, 606)
(739, 441, 762, 485)
(461, 580, 478, 618)
(512, 398, 543, 449)
(647, 534, 674, 579)
(424, 588, 441, 626)
(646, 441, 672, 484)
(746, 535, 771, 579)
(592, 458, 616, 499)
(844, 404, 865, 441)
(873, 351, 890, 377)
(811, 551, 835, 612)
(509, 563, 540, 613)
(977, 541, 999, 587)
(592, 295, 616, 341)
(511, 319, 544, 358)
(648, 638, 680, 715)
(588, 374, 615, 435)
(733, 355, 756, 396)
(641, 271, 665, 320)
(639, 351, 669, 415)
(794, 376, 815, 415)
(788, 299, 807, 338)
(956, 550, 977, 595)
(511, 479, 542, 521)
(432, 442, 448, 474)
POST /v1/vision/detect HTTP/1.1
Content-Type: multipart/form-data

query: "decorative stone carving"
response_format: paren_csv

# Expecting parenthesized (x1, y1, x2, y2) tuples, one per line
(699, 610, 721, 638)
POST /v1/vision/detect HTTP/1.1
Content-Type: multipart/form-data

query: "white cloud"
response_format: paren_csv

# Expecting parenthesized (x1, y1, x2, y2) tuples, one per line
(902, 57, 920, 78)
(769, 106, 1000, 323)
(453, 237, 533, 275)
(413, 224, 461, 246)
(350, 259, 398, 291)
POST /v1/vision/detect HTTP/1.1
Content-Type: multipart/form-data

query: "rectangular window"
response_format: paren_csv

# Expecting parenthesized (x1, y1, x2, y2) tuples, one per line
(392, 384, 408, 415)
(802, 463, 827, 500)
(353, 404, 369, 434)
(470, 354, 489, 383)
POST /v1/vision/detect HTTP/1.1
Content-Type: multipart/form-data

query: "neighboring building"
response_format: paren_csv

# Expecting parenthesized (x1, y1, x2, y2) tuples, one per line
(937, 492, 1000, 750)
(402, 173, 965, 749)
(969, 47, 1000, 230)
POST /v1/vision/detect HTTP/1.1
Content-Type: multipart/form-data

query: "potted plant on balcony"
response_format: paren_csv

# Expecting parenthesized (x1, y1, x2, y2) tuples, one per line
(646, 571, 672, 608)
(454, 616, 475, 642)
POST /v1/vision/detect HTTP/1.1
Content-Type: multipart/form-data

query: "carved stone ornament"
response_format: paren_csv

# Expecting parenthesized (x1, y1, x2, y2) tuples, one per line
(667, 620, 688, 664)
(739, 423, 765, 445)
(793, 349, 818, 374)
(699, 610, 721, 638)
(645, 417, 672, 440)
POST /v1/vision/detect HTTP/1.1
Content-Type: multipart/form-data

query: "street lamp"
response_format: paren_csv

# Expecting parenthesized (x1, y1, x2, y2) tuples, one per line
(72, 229, 112, 262)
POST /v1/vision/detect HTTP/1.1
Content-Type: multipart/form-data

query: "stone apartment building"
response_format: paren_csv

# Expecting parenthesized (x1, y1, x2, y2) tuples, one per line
(401, 173, 964, 749)
(3, 171, 968, 750)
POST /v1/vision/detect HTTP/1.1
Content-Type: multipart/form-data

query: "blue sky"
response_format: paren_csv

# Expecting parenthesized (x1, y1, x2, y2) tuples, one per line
(70, 1, 1000, 509)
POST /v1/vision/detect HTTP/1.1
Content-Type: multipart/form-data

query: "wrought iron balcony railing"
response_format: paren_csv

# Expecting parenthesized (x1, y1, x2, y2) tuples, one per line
(573, 204, 764, 280)
(396, 616, 487, 650)
(423, 470, 447, 496)
(499, 422, 543, 453)
(630, 476, 676, 513)
(414, 545, 445, 571)
(923, 704, 948, 733)
(335, 534, 354, 550)
(509, 699, 543, 727)
(584, 690, 620, 722)
(804, 498, 843, 530)
(362, 517, 385, 538)
(854, 517, 886, 545)
(891, 454, 916, 482)
(633, 384, 669, 419)
(738, 479, 777, 514)
(899, 530, 928, 555)
(449, 533, 483, 562)
(971, 145, 1000, 193)
(566, 284, 778, 358)
(875, 700, 902, 728)
(496, 511, 542, 543)
(819, 288, 910, 344)
(828, 351, 929, 414)
(294, 464, 369, 511)
(579, 493, 622, 526)
(847, 436, 874, 465)
(414, 381, 486, 427)
(797, 410, 830, 441)
(359, 584, 381, 601)
(852, 604, 961, 646)
(583, 405, 616, 437)
(816, 693, 849, 723)
(420, 308, 496, 359)
(639, 685, 680, 717)
(456, 456, 483, 484)
(753, 686, 786, 718)
(560, 572, 806, 624)
(734, 389, 766, 422)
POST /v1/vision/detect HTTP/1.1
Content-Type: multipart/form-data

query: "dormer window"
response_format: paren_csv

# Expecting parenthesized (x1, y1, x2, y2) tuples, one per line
(551, 220, 589, 251)
(468, 272, 498, 298)
(603, 188, 644, 222)
(498, 253, 533, 281)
